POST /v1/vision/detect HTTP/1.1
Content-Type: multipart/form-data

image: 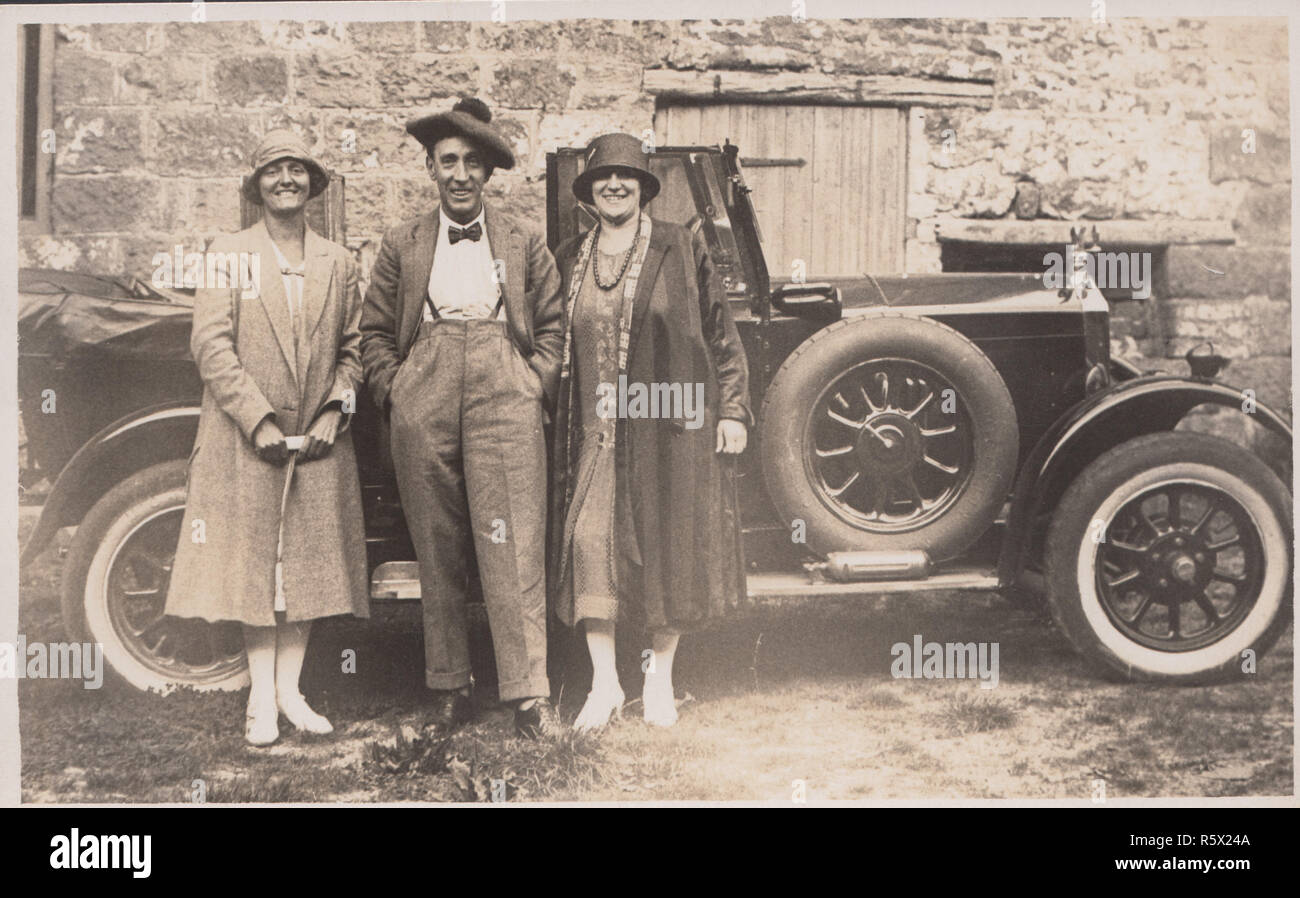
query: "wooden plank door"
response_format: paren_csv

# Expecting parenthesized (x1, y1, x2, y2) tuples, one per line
(656, 103, 907, 276)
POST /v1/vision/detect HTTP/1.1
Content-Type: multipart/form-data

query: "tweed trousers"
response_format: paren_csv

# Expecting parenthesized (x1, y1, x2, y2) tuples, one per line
(388, 318, 550, 702)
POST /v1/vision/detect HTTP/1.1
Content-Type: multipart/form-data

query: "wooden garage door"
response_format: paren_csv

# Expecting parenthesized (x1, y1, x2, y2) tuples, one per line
(656, 104, 907, 277)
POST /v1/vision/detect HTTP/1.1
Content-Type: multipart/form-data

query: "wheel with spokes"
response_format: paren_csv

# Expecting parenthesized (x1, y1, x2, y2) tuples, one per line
(1045, 432, 1292, 683)
(759, 313, 1019, 560)
(61, 460, 248, 693)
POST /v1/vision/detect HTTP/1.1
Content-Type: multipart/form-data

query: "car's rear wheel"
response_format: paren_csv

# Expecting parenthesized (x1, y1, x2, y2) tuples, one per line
(1045, 432, 1292, 683)
(61, 459, 248, 693)
(759, 313, 1019, 560)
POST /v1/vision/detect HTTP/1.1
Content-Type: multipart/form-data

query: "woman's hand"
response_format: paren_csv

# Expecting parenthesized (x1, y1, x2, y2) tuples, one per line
(716, 418, 748, 455)
(301, 408, 342, 461)
(252, 417, 289, 465)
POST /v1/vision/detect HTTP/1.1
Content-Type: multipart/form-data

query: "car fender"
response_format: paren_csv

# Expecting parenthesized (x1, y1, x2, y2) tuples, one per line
(20, 401, 199, 566)
(999, 375, 1292, 589)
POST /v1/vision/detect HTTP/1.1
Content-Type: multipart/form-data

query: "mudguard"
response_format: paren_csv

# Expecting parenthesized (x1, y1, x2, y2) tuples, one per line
(999, 374, 1292, 589)
(20, 401, 199, 566)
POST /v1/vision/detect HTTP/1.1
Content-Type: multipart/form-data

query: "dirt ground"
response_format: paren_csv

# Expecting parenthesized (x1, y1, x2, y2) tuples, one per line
(14, 508, 1294, 803)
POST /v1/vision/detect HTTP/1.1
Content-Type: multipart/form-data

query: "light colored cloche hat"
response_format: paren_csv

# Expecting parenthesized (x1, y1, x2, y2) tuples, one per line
(242, 129, 330, 206)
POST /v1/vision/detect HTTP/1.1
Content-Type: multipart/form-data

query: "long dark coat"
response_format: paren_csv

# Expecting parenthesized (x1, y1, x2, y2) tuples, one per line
(548, 219, 752, 631)
(166, 221, 369, 626)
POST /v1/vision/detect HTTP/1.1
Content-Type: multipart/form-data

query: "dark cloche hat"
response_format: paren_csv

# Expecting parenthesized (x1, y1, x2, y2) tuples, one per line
(406, 97, 515, 171)
(242, 129, 330, 206)
(572, 132, 661, 206)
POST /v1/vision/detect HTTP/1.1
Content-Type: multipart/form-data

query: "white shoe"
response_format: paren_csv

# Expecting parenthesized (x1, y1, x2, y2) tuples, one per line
(642, 682, 679, 727)
(573, 687, 625, 733)
(245, 700, 280, 746)
(277, 691, 334, 735)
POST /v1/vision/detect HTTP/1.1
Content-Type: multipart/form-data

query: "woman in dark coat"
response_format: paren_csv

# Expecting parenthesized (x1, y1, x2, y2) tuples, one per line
(548, 132, 752, 730)
(166, 131, 368, 746)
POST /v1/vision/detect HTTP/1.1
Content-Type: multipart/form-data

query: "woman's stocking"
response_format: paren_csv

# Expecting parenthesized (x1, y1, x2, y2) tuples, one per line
(574, 619, 624, 731)
(643, 629, 680, 726)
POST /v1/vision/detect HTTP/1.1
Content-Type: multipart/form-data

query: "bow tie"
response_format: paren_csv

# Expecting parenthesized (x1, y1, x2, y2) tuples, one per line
(448, 222, 482, 244)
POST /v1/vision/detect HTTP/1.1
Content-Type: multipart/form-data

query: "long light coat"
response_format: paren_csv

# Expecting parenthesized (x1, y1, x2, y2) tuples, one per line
(166, 221, 369, 626)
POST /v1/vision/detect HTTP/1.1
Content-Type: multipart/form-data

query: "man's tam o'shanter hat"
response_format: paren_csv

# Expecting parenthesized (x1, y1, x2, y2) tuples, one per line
(406, 97, 515, 171)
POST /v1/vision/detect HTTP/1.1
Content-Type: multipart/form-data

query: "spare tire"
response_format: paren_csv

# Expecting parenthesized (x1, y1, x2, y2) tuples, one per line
(760, 312, 1018, 561)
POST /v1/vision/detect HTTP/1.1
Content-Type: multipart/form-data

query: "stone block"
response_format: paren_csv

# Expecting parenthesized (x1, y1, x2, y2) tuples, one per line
(211, 56, 289, 106)
(375, 55, 478, 106)
(94, 23, 162, 54)
(120, 56, 203, 104)
(476, 21, 561, 53)
(1165, 245, 1290, 301)
(574, 63, 650, 110)
(1159, 296, 1291, 359)
(181, 178, 244, 233)
(349, 21, 419, 53)
(55, 110, 143, 175)
(152, 110, 258, 177)
(1232, 185, 1290, 246)
(1209, 125, 1290, 184)
(257, 20, 346, 52)
(258, 109, 323, 147)
(53, 50, 115, 107)
(294, 54, 378, 108)
(319, 112, 425, 174)
(163, 22, 265, 54)
(341, 175, 392, 238)
(19, 234, 121, 272)
(52, 176, 164, 233)
(491, 60, 575, 110)
(392, 176, 437, 226)
(422, 21, 472, 52)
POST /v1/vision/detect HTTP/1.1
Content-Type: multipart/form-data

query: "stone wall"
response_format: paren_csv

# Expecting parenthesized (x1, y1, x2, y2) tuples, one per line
(21, 15, 1291, 414)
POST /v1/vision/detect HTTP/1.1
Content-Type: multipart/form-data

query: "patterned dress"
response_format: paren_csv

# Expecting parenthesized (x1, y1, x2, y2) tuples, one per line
(562, 249, 637, 623)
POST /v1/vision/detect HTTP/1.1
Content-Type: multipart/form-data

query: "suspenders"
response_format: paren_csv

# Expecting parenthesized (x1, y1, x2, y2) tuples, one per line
(423, 289, 505, 322)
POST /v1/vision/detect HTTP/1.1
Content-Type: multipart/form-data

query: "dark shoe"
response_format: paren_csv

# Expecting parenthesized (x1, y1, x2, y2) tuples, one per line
(514, 697, 563, 740)
(422, 689, 473, 739)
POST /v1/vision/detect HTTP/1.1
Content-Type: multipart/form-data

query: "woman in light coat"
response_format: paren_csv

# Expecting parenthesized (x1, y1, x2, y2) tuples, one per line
(166, 130, 368, 745)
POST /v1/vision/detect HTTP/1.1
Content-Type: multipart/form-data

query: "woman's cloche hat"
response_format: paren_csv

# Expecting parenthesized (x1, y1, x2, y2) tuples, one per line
(572, 132, 662, 206)
(242, 129, 330, 206)
(406, 97, 515, 172)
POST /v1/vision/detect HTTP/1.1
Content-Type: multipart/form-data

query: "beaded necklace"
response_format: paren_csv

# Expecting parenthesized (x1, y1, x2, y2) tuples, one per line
(593, 214, 641, 290)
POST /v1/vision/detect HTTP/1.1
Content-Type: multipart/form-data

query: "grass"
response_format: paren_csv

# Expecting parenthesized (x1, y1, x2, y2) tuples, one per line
(936, 691, 1019, 736)
(15, 508, 1295, 802)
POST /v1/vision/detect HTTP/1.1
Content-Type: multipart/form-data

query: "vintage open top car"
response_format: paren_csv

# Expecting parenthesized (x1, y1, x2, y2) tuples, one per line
(18, 143, 1293, 693)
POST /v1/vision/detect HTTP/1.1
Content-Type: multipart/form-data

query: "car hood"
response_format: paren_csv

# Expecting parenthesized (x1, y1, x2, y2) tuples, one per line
(774, 272, 1063, 310)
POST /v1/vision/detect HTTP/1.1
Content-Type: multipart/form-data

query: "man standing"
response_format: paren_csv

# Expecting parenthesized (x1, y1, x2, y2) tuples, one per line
(361, 98, 562, 738)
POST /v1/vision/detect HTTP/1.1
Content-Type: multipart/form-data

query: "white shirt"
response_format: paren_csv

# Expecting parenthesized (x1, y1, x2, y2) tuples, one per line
(425, 208, 504, 321)
(267, 238, 305, 325)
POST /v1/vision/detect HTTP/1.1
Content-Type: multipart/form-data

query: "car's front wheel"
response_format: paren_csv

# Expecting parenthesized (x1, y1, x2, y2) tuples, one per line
(61, 459, 249, 693)
(1045, 432, 1292, 683)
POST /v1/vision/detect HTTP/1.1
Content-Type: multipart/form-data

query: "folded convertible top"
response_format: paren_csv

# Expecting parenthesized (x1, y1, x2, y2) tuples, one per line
(19, 268, 195, 361)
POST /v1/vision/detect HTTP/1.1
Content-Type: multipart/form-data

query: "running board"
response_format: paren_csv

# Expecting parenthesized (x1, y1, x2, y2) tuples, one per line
(371, 560, 1000, 601)
(747, 567, 1000, 598)
(371, 561, 421, 599)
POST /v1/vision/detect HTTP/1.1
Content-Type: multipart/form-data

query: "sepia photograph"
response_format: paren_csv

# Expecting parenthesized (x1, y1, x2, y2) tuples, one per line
(2, 0, 1294, 821)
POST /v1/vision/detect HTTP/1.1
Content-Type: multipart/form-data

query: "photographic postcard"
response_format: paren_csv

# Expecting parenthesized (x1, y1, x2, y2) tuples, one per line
(0, 0, 1295, 828)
